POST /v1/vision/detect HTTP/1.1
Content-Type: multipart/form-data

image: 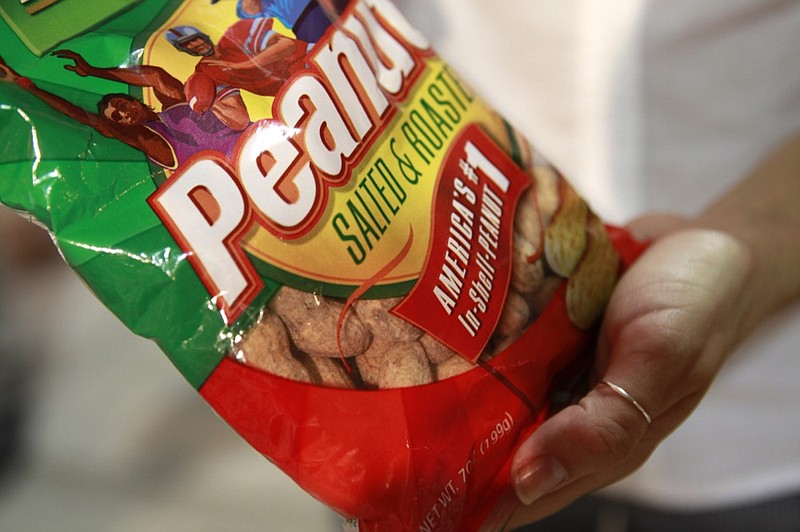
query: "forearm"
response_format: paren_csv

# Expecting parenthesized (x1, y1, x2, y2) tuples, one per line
(89, 64, 183, 102)
(25, 83, 100, 130)
(251, 36, 297, 67)
(696, 131, 800, 332)
(82, 64, 138, 85)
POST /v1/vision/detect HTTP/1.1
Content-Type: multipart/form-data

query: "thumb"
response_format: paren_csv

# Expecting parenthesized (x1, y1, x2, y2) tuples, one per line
(510, 380, 650, 507)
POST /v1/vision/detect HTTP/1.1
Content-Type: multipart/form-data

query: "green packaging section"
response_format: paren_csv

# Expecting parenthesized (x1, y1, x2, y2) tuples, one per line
(0, 0, 235, 389)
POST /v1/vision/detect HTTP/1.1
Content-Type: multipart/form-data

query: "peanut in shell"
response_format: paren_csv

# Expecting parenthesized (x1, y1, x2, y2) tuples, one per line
(419, 333, 458, 364)
(511, 233, 546, 294)
(434, 355, 476, 381)
(513, 188, 543, 253)
(305, 355, 356, 389)
(532, 164, 560, 226)
(565, 213, 620, 329)
(377, 341, 434, 389)
(495, 289, 531, 339)
(237, 312, 313, 383)
(543, 179, 589, 277)
(354, 341, 385, 387)
(354, 297, 422, 350)
(269, 286, 371, 358)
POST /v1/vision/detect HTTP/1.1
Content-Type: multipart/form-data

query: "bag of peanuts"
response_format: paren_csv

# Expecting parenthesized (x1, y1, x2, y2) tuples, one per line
(0, 0, 644, 530)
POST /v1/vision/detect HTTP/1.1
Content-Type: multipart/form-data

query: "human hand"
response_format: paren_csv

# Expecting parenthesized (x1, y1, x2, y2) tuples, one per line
(52, 50, 92, 77)
(505, 224, 753, 528)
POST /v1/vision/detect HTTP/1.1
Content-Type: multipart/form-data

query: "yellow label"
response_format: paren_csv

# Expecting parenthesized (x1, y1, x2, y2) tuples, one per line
(243, 57, 507, 288)
(143, 0, 513, 322)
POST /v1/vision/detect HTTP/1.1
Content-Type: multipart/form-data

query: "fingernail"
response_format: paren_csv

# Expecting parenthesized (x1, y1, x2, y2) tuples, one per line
(513, 456, 568, 505)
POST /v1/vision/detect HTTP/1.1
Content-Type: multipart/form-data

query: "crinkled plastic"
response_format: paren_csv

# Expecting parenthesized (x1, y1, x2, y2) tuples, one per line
(0, 1, 644, 530)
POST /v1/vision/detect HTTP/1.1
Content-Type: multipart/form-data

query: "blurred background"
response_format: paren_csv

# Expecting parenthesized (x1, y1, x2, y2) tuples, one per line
(0, 208, 341, 531)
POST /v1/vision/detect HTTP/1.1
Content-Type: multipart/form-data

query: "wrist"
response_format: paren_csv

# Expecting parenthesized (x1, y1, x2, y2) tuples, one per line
(695, 208, 794, 339)
(696, 133, 800, 325)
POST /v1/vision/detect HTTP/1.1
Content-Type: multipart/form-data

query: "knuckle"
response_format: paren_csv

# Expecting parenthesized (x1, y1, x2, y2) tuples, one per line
(591, 414, 638, 463)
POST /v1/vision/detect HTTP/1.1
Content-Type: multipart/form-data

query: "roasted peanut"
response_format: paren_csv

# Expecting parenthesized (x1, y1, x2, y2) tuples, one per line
(419, 333, 458, 364)
(511, 233, 546, 294)
(305, 355, 356, 389)
(543, 178, 589, 277)
(237, 312, 313, 383)
(377, 341, 433, 389)
(354, 297, 422, 349)
(354, 341, 385, 388)
(532, 164, 560, 226)
(495, 289, 531, 339)
(514, 188, 543, 255)
(435, 355, 476, 381)
(269, 286, 371, 358)
(566, 213, 619, 329)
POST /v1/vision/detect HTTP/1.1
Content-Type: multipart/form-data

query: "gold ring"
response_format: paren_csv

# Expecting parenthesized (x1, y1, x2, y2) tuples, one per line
(601, 380, 652, 425)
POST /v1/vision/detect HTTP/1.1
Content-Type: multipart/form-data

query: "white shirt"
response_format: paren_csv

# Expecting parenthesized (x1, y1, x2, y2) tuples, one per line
(398, 0, 800, 510)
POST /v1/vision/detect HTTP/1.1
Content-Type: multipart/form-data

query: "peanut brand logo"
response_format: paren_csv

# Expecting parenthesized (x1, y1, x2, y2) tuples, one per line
(148, 0, 431, 324)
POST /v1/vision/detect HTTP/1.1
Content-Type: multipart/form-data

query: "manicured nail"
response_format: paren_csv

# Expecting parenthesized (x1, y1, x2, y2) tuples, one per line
(513, 456, 568, 505)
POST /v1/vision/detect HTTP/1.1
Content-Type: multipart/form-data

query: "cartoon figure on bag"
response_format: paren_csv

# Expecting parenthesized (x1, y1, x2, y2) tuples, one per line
(227, 0, 346, 42)
(0, 53, 245, 171)
(165, 16, 314, 116)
